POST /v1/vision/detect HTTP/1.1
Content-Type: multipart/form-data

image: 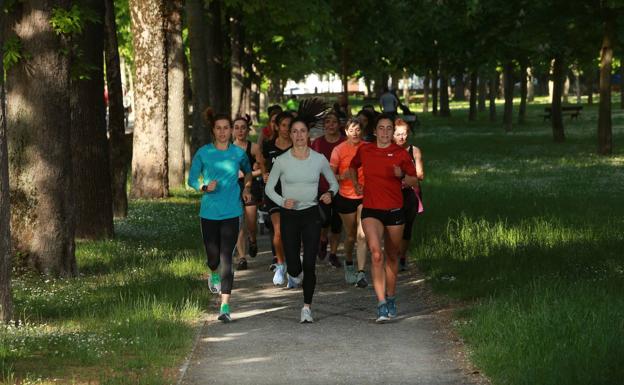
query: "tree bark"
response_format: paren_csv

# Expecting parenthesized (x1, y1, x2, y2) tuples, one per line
(431, 69, 438, 115)
(598, 15, 614, 154)
(453, 72, 465, 101)
(71, 0, 114, 239)
(6, 0, 77, 277)
(439, 72, 451, 117)
(620, 61, 624, 110)
(206, 0, 227, 114)
(587, 70, 594, 105)
(129, 0, 169, 198)
(402, 70, 410, 105)
(489, 74, 497, 121)
(165, 0, 186, 188)
(468, 71, 478, 121)
(0, 22, 14, 322)
(104, 0, 130, 218)
(230, 11, 244, 118)
(422, 72, 430, 113)
(478, 75, 487, 112)
(527, 67, 535, 102)
(186, 0, 210, 150)
(503, 61, 514, 132)
(341, 46, 349, 103)
(518, 62, 528, 124)
(551, 54, 566, 143)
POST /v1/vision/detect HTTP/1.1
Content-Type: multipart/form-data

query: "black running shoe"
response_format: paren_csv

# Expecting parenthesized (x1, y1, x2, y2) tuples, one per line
(318, 239, 328, 260)
(328, 254, 341, 268)
(399, 258, 407, 272)
(237, 259, 248, 270)
(249, 240, 258, 258)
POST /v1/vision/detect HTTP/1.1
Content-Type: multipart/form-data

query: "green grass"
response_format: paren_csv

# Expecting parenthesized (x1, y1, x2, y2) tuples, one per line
(0, 189, 209, 384)
(410, 100, 624, 385)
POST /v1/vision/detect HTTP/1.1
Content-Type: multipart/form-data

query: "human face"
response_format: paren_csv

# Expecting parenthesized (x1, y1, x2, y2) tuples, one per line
(393, 125, 409, 147)
(233, 119, 249, 141)
(278, 117, 292, 140)
(375, 118, 394, 146)
(345, 122, 361, 143)
(270, 113, 278, 132)
(324, 115, 339, 136)
(213, 118, 232, 144)
(290, 121, 309, 147)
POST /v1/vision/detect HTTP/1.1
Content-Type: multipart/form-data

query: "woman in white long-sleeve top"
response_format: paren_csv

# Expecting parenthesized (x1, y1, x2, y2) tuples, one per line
(265, 117, 339, 323)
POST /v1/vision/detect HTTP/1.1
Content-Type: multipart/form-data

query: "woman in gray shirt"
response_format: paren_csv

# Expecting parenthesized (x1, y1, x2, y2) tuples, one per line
(265, 117, 339, 323)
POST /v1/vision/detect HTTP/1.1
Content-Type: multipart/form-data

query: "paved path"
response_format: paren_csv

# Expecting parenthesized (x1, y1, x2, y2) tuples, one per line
(179, 235, 474, 385)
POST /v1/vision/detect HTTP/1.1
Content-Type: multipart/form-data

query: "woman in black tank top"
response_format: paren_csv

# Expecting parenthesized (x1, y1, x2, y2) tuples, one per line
(233, 116, 263, 270)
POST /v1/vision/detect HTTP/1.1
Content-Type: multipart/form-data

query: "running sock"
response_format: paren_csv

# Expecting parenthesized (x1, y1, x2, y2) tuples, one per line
(378, 299, 387, 306)
(345, 260, 354, 266)
(220, 303, 230, 314)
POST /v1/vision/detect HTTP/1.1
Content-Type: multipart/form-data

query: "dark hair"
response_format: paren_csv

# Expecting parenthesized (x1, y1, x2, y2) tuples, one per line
(233, 114, 251, 128)
(274, 111, 294, 130)
(267, 104, 283, 117)
(324, 110, 340, 122)
(362, 104, 377, 112)
(289, 117, 310, 131)
(203, 107, 231, 126)
(375, 113, 395, 128)
(344, 117, 362, 129)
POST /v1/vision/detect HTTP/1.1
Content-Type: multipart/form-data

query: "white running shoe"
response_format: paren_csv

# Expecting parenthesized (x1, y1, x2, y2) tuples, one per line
(344, 262, 357, 284)
(273, 264, 286, 286)
(286, 273, 302, 289)
(300, 307, 314, 323)
(208, 271, 221, 294)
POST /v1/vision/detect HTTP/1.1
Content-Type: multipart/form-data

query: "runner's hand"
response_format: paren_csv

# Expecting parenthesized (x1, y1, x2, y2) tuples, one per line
(393, 165, 404, 178)
(204, 180, 217, 192)
(319, 192, 332, 204)
(283, 198, 297, 209)
(263, 173, 269, 184)
(242, 188, 252, 203)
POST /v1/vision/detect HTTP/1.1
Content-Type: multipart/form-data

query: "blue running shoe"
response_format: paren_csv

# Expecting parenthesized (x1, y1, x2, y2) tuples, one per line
(376, 302, 390, 323)
(387, 296, 397, 318)
(286, 273, 302, 289)
(273, 263, 286, 286)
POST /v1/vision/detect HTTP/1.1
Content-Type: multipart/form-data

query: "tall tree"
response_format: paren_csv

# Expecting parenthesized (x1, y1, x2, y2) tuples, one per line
(432, 68, 439, 115)
(129, 0, 168, 198)
(71, 0, 114, 239)
(502, 61, 514, 132)
(439, 71, 451, 116)
(488, 73, 497, 121)
(230, 11, 244, 117)
(165, 0, 186, 187)
(6, 0, 77, 276)
(422, 72, 430, 113)
(478, 76, 487, 112)
(104, 0, 131, 218)
(468, 71, 478, 121)
(186, 0, 210, 150)
(206, 0, 227, 115)
(551, 54, 566, 142)
(598, 12, 615, 154)
(0, 18, 14, 322)
(518, 62, 528, 124)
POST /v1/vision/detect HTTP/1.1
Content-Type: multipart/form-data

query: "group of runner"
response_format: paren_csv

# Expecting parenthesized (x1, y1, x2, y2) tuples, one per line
(188, 100, 424, 324)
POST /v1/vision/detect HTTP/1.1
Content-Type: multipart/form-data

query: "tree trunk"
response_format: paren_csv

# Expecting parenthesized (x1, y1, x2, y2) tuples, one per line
(129, 0, 169, 198)
(551, 54, 566, 143)
(587, 70, 594, 105)
(104, 0, 130, 218)
(402, 70, 410, 104)
(518, 62, 528, 124)
(6, 0, 77, 277)
(439, 72, 451, 117)
(71, 0, 114, 239)
(186, 0, 210, 150)
(489, 74, 497, 121)
(222, 13, 232, 115)
(598, 15, 614, 154)
(468, 71, 478, 121)
(503, 61, 514, 132)
(341, 46, 349, 102)
(527, 67, 535, 102)
(453, 72, 465, 101)
(230, 12, 244, 117)
(620, 61, 624, 110)
(165, 0, 186, 188)
(422, 72, 430, 113)
(431, 69, 438, 115)
(478, 75, 487, 112)
(0, 24, 14, 322)
(206, 0, 227, 114)
(390, 70, 400, 91)
(183, 50, 192, 178)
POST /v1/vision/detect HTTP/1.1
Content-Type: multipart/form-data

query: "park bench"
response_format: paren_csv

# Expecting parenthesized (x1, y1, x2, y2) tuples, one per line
(543, 105, 583, 121)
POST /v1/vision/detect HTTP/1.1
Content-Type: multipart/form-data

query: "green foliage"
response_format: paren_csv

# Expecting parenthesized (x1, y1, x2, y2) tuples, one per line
(2, 37, 22, 74)
(50, 4, 98, 36)
(411, 100, 624, 385)
(0, 191, 209, 382)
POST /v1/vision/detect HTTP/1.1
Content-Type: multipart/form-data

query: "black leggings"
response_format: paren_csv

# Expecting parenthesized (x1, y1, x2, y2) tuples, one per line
(200, 217, 240, 295)
(280, 206, 322, 304)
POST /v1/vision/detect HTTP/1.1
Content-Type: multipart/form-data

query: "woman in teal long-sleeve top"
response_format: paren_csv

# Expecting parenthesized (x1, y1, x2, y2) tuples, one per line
(188, 112, 252, 323)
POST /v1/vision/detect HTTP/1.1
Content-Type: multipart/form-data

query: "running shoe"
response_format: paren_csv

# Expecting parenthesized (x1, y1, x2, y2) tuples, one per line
(300, 307, 314, 323)
(387, 296, 397, 318)
(218, 303, 232, 323)
(399, 257, 407, 272)
(248, 240, 258, 258)
(269, 257, 278, 271)
(376, 302, 390, 323)
(273, 263, 286, 286)
(318, 239, 328, 260)
(286, 273, 302, 289)
(356, 271, 368, 288)
(208, 271, 221, 294)
(344, 262, 357, 284)
(237, 258, 248, 271)
(328, 253, 341, 268)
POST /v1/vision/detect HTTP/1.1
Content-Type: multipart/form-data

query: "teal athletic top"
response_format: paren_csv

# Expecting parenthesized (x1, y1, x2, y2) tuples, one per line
(188, 143, 252, 220)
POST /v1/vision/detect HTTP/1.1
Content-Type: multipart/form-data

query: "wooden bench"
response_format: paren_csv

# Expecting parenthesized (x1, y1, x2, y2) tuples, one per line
(543, 105, 583, 120)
